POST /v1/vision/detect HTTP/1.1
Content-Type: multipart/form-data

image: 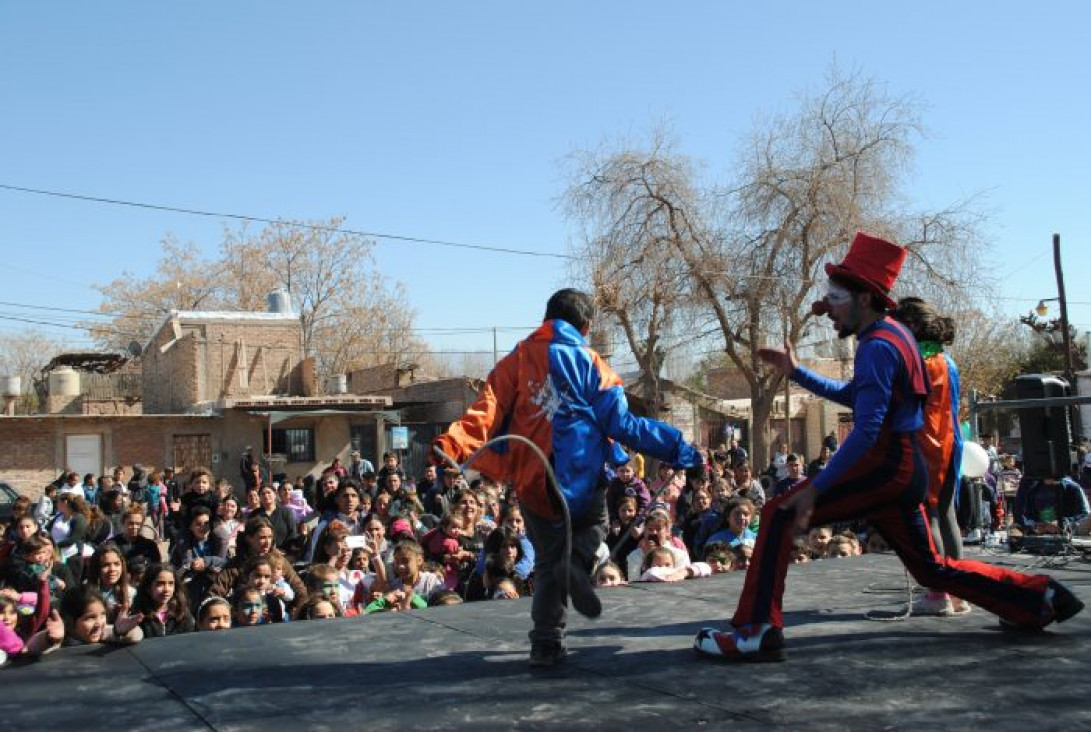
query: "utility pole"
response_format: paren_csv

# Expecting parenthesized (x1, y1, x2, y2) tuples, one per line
(493, 327, 498, 368)
(1053, 234, 1075, 385)
(781, 295, 791, 452)
(1053, 233, 1080, 444)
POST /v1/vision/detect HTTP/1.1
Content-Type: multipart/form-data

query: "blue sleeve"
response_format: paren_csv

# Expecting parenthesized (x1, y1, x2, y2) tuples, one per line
(591, 384, 701, 468)
(811, 341, 900, 495)
(791, 366, 854, 407)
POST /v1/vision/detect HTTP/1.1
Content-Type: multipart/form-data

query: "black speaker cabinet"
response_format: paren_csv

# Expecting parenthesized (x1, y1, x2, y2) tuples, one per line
(1015, 374, 1073, 479)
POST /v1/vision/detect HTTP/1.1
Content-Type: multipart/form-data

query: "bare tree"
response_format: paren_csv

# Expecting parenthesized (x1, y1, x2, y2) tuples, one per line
(87, 219, 431, 382)
(564, 129, 697, 420)
(564, 67, 991, 466)
(0, 329, 64, 413)
(87, 235, 224, 348)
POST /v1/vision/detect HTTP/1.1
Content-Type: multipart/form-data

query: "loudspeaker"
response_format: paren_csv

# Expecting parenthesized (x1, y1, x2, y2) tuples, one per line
(1015, 374, 1073, 479)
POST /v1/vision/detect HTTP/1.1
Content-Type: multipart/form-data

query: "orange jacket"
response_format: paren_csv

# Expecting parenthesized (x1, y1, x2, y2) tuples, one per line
(919, 352, 962, 509)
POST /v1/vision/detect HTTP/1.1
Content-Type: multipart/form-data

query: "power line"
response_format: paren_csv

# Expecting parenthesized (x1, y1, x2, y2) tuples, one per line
(0, 183, 574, 261)
(0, 298, 543, 333)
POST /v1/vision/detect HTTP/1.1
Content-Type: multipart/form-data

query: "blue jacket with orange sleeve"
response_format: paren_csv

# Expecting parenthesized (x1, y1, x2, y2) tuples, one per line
(434, 319, 701, 521)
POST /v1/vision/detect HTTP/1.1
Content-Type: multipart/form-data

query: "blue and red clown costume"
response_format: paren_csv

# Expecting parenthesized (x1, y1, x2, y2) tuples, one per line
(696, 232, 1082, 662)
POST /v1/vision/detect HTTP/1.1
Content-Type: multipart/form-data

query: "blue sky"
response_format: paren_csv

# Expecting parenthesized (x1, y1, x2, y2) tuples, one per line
(1, 2, 1088, 374)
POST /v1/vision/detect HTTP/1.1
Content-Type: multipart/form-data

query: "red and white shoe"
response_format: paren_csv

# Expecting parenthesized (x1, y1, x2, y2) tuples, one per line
(693, 623, 786, 662)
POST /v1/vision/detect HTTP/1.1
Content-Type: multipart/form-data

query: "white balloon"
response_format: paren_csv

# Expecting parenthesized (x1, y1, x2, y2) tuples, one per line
(961, 441, 990, 478)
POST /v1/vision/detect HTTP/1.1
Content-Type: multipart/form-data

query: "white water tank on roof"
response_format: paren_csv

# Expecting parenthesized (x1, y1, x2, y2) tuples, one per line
(0, 375, 20, 397)
(49, 366, 80, 396)
(267, 289, 293, 314)
(327, 374, 347, 395)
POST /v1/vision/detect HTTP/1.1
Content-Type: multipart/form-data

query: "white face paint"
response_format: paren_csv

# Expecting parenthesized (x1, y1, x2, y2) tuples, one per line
(825, 282, 854, 307)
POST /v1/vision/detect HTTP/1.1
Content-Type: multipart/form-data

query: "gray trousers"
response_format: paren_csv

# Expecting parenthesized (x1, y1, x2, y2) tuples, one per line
(522, 488, 607, 644)
(928, 471, 963, 561)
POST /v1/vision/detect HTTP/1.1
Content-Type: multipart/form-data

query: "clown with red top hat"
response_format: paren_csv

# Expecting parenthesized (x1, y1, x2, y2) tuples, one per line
(694, 231, 1083, 663)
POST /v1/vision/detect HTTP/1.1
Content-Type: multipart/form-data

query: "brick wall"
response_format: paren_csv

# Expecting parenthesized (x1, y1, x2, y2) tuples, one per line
(0, 415, 220, 499)
(383, 378, 482, 424)
(143, 315, 303, 413)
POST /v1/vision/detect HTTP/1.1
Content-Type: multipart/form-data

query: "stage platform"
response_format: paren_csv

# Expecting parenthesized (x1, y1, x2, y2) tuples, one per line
(3, 550, 1089, 730)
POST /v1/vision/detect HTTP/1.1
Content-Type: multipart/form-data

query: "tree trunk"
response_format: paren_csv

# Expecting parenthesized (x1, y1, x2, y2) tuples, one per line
(749, 387, 777, 475)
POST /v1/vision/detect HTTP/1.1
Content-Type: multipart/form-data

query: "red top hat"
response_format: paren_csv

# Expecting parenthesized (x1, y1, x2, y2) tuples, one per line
(824, 232, 906, 310)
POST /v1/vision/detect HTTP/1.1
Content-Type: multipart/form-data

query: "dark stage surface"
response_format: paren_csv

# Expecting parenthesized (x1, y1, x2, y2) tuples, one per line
(4, 550, 1089, 730)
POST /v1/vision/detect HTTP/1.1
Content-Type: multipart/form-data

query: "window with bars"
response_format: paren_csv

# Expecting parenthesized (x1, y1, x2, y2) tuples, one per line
(268, 427, 315, 463)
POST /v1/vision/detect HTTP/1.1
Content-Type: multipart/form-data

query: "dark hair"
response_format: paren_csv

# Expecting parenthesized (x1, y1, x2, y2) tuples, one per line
(60, 585, 107, 637)
(893, 297, 955, 345)
(134, 563, 191, 626)
(483, 526, 525, 563)
(236, 516, 275, 560)
(429, 589, 463, 607)
(196, 595, 231, 624)
(483, 553, 515, 585)
(544, 288, 595, 331)
(312, 520, 350, 565)
(87, 543, 131, 618)
(189, 505, 212, 523)
(299, 596, 343, 619)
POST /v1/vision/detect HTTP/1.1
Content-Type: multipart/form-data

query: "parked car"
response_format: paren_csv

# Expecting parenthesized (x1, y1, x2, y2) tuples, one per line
(0, 481, 24, 526)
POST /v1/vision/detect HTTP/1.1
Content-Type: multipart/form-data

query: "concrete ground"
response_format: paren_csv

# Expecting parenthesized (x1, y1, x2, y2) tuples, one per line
(3, 548, 1089, 730)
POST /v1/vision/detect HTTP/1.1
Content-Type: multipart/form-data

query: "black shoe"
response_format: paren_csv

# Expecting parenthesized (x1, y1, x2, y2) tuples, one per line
(1000, 579, 1084, 631)
(559, 559, 602, 619)
(1047, 579, 1084, 624)
(528, 641, 568, 668)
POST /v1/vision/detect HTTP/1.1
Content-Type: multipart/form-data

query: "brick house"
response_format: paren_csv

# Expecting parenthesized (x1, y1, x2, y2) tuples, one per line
(0, 308, 396, 497)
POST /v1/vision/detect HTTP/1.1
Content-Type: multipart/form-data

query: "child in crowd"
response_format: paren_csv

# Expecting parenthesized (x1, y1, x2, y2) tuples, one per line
(481, 554, 521, 599)
(365, 541, 441, 613)
(0, 586, 54, 661)
(789, 539, 813, 563)
(995, 454, 1022, 525)
(134, 564, 195, 637)
(286, 489, 313, 524)
(429, 590, 463, 607)
(701, 542, 736, 574)
(701, 498, 757, 556)
(299, 597, 341, 620)
(624, 509, 691, 581)
(307, 564, 356, 616)
(492, 578, 520, 600)
(243, 556, 288, 622)
(10, 534, 71, 607)
(637, 546, 712, 583)
(807, 525, 834, 559)
(196, 596, 232, 631)
(88, 544, 135, 622)
(826, 532, 861, 558)
(606, 462, 651, 524)
(594, 562, 626, 587)
(59, 586, 143, 647)
(607, 496, 642, 571)
(233, 587, 267, 627)
(422, 514, 474, 591)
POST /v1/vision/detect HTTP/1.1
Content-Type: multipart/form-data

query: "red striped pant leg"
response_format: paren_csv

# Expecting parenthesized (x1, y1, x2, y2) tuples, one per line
(874, 503, 1050, 626)
(731, 432, 919, 629)
(731, 487, 800, 629)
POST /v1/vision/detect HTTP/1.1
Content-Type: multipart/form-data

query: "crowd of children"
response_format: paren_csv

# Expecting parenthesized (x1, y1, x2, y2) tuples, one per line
(2, 445, 906, 667)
